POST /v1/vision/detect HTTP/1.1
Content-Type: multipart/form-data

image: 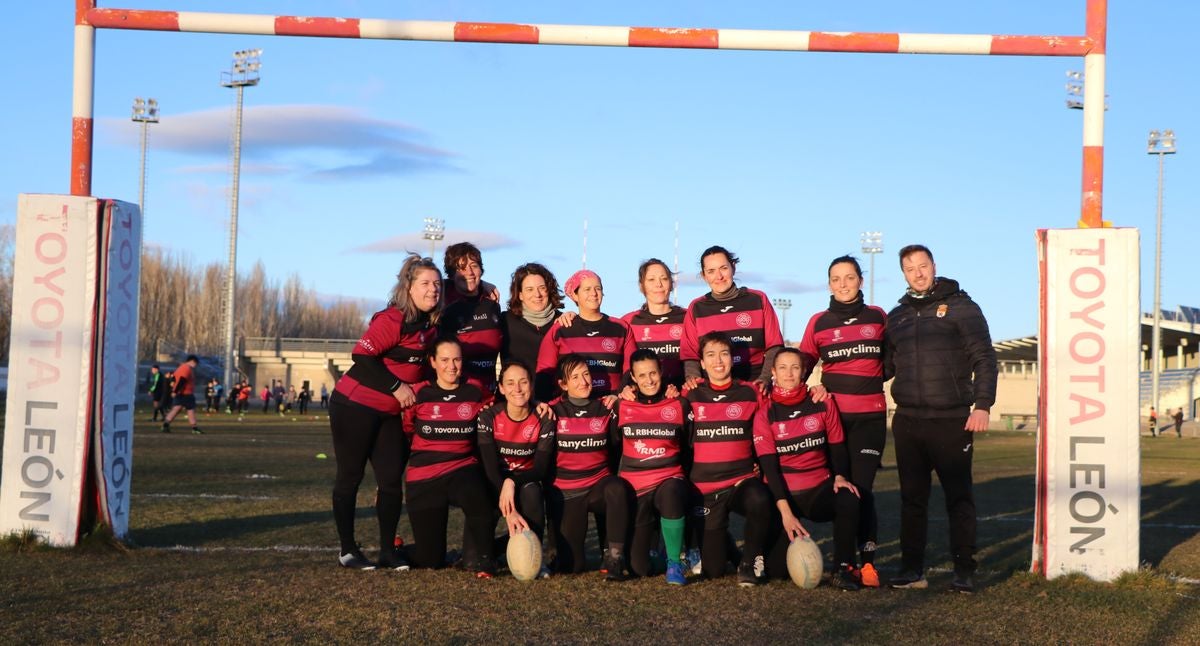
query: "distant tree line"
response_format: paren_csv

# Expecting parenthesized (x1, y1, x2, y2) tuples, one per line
(0, 229, 369, 364)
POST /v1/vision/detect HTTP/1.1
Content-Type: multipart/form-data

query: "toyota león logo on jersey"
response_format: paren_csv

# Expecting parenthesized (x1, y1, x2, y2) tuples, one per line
(735, 313, 752, 328)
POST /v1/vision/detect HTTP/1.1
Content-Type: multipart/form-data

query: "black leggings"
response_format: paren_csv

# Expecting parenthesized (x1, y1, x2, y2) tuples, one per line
(406, 466, 496, 570)
(844, 413, 886, 561)
(329, 398, 407, 555)
(629, 478, 688, 577)
(512, 481, 547, 540)
(765, 482, 860, 579)
(547, 476, 632, 574)
(698, 478, 772, 580)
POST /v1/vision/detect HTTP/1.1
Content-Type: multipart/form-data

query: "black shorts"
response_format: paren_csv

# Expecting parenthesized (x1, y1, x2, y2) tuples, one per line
(172, 394, 196, 410)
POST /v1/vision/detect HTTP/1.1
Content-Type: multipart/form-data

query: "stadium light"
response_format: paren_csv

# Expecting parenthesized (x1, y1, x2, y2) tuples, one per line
(1064, 70, 1108, 111)
(1147, 129, 1176, 426)
(772, 298, 792, 342)
(219, 48, 262, 393)
(423, 217, 445, 258)
(860, 231, 884, 305)
(130, 97, 158, 246)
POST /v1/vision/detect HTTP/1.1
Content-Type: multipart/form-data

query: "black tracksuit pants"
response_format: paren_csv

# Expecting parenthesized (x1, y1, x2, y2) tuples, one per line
(328, 397, 407, 556)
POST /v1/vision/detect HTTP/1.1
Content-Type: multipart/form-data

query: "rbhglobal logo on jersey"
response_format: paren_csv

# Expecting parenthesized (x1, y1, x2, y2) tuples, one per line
(1033, 228, 1140, 582)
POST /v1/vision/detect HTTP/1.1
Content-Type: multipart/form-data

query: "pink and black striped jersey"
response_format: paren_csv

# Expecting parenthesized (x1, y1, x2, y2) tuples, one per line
(798, 304, 887, 416)
(680, 288, 783, 381)
(335, 307, 435, 414)
(753, 394, 845, 493)
(550, 398, 615, 494)
(685, 381, 768, 494)
(404, 381, 491, 484)
(622, 305, 687, 387)
(476, 404, 555, 488)
(441, 295, 503, 391)
(611, 396, 689, 496)
(536, 314, 636, 398)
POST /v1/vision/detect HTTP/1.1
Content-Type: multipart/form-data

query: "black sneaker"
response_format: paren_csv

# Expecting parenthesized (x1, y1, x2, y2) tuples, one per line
(603, 550, 627, 582)
(191, 427, 204, 435)
(889, 569, 928, 589)
(737, 556, 765, 587)
(161, 423, 171, 433)
(831, 564, 861, 592)
(950, 573, 974, 594)
(377, 549, 410, 572)
(338, 549, 376, 570)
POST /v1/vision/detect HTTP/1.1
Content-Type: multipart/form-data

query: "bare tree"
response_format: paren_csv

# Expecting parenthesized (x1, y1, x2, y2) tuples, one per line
(0, 224, 13, 365)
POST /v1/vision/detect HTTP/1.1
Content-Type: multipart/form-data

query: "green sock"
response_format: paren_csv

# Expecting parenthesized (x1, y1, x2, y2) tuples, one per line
(661, 517, 685, 564)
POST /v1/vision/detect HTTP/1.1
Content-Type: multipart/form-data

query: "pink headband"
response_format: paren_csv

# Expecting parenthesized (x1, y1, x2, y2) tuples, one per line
(564, 269, 601, 299)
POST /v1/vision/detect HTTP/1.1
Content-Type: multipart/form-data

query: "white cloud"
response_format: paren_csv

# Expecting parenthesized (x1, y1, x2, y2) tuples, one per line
(349, 230, 522, 255)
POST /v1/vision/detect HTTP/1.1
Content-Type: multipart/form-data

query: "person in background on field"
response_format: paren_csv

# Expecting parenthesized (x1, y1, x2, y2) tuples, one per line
(238, 381, 251, 414)
(884, 244, 997, 594)
(260, 383, 271, 414)
(440, 242, 503, 392)
(158, 371, 176, 422)
(274, 380, 286, 415)
(321, 384, 330, 409)
(1173, 408, 1185, 438)
(162, 355, 203, 435)
(146, 364, 167, 421)
(298, 386, 311, 415)
(797, 255, 887, 587)
(205, 378, 217, 413)
(329, 253, 442, 571)
(500, 263, 566, 403)
(1149, 407, 1158, 436)
(680, 245, 784, 396)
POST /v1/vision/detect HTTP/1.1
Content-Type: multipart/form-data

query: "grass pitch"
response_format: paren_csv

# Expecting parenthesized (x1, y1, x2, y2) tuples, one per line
(1, 407, 1198, 644)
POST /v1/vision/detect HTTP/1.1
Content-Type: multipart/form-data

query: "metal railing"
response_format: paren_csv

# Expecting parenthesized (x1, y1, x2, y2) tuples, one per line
(241, 336, 358, 355)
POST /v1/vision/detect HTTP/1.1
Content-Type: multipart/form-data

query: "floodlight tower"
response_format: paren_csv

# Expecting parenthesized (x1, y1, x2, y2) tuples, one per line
(130, 97, 158, 227)
(423, 217, 445, 257)
(1147, 129, 1177, 424)
(220, 48, 262, 392)
(860, 231, 883, 305)
(772, 298, 793, 343)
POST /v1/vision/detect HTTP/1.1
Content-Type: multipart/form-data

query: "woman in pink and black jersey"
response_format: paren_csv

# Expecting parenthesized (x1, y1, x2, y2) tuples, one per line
(536, 270, 636, 401)
(328, 253, 440, 571)
(439, 242, 503, 392)
(680, 246, 784, 395)
(476, 360, 556, 578)
(622, 259, 687, 389)
(403, 337, 497, 576)
(610, 349, 691, 585)
(797, 255, 887, 586)
(755, 348, 862, 591)
(547, 354, 633, 580)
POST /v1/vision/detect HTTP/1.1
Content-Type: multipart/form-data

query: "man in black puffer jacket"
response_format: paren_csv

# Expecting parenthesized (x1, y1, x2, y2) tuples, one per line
(883, 244, 997, 594)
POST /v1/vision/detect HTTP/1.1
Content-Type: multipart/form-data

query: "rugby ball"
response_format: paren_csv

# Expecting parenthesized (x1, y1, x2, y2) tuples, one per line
(506, 529, 543, 582)
(786, 536, 824, 589)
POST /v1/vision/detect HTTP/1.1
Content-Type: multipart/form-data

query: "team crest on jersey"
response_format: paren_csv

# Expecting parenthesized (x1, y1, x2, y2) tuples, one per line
(832, 329, 843, 341)
(559, 420, 569, 431)
(725, 403, 744, 419)
(861, 326, 877, 338)
(429, 405, 443, 419)
(589, 418, 606, 432)
(669, 325, 684, 339)
(661, 406, 678, 421)
(642, 327, 652, 340)
(735, 313, 752, 328)
(696, 405, 706, 420)
(522, 422, 537, 440)
(937, 304, 949, 318)
(804, 416, 820, 431)
(777, 422, 788, 438)
(456, 403, 474, 419)
(602, 338, 618, 352)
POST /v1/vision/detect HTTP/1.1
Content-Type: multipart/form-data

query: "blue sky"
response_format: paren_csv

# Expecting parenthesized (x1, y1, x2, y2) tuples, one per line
(2, 1, 1196, 342)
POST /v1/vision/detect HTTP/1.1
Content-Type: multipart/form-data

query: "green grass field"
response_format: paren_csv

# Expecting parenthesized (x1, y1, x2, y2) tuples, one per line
(2, 408, 1198, 644)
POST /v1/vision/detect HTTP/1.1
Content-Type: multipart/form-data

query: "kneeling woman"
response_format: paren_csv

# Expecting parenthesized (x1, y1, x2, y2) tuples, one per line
(404, 337, 497, 576)
(756, 348, 862, 591)
(547, 354, 633, 579)
(477, 360, 556, 576)
(611, 349, 691, 585)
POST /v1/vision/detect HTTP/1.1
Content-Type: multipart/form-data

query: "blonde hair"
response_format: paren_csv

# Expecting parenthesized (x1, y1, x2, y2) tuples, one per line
(387, 254, 443, 324)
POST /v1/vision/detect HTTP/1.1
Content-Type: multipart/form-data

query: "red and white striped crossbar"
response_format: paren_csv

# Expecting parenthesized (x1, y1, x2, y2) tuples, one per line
(70, 1, 1108, 227)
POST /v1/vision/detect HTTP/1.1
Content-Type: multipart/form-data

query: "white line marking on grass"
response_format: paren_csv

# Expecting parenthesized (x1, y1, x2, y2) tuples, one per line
(135, 493, 278, 501)
(147, 545, 333, 553)
(246, 474, 279, 479)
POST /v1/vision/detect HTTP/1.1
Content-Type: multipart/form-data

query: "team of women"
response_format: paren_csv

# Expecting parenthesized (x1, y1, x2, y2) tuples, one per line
(328, 242, 887, 589)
